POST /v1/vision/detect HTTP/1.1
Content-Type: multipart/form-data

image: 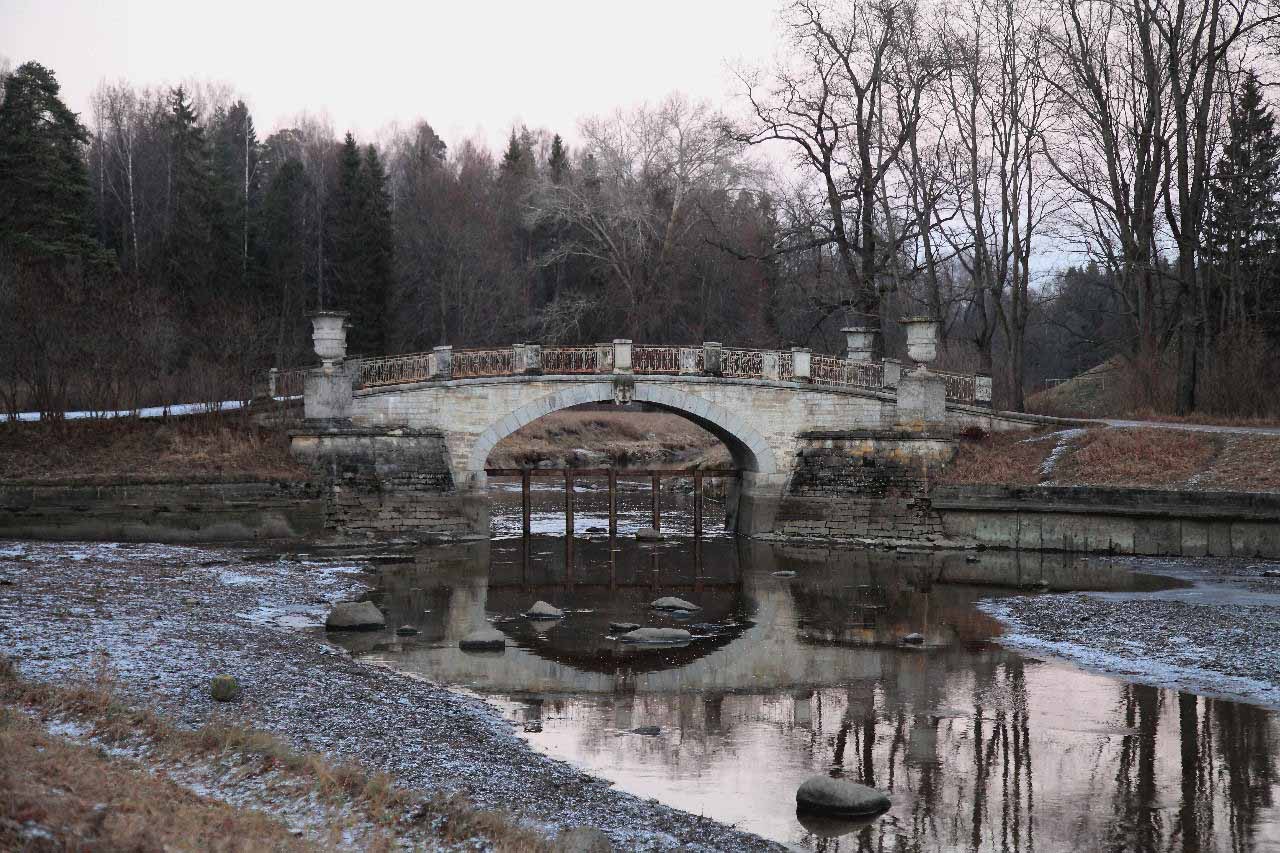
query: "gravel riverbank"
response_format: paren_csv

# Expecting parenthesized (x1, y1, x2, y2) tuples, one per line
(0, 540, 782, 852)
(982, 556, 1280, 710)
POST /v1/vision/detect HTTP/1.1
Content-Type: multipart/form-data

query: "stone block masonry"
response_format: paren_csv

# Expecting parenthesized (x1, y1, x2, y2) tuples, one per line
(769, 431, 957, 542)
(290, 427, 487, 539)
(0, 479, 325, 543)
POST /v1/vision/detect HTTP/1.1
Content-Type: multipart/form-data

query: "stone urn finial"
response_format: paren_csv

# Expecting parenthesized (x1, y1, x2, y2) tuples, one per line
(900, 317, 939, 369)
(311, 311, 350, 368)
(841, 327, 877, 363)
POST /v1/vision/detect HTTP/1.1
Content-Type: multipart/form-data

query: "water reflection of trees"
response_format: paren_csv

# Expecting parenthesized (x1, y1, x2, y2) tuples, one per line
(343, 538, 1279, 852)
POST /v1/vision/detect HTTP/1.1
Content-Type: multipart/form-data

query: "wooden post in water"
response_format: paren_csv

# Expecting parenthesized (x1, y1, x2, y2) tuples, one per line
(651, 471, 661, 531)
(693, 471, 704, 539)
(521, 468, 531, 538)
(564, 470, 575, 577)
(607, 468, 617, 537)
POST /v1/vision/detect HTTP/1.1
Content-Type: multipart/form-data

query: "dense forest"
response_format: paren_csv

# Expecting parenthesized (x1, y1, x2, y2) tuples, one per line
(2, 0, 1280, 419)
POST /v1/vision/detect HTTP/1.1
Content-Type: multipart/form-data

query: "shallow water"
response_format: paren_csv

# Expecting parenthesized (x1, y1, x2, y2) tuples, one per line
(332, 480, 1280, 852)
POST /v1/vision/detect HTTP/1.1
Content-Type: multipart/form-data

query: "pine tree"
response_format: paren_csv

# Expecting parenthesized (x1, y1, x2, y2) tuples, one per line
(1206, 72, 1280, 336)
(256, 158, 309, 365)
(0, 62, 105, 264)
(329, 132, 364, 323)
(210, 100, 261, 288)
(164, 86, 215, 306)
(548, 134, 569, 185)
(353, 144, 393, 354)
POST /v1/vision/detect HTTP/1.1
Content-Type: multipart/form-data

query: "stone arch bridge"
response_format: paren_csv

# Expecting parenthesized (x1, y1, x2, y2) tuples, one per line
(288, 335, 1021, 539)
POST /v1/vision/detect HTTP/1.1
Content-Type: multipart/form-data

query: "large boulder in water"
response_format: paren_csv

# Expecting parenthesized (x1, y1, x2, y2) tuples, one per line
(459, 627, 506, 652)
(618, 627, 692, 645)
(526, 600, 565, 619)
(325, 601, 385, 631)
(795, 775, 890, 817)
(635, 528, 664, 541)
(651, 596, 700, 612)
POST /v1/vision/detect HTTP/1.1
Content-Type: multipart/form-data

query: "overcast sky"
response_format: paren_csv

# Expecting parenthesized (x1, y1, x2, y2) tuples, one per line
(1, 0, 782, 150)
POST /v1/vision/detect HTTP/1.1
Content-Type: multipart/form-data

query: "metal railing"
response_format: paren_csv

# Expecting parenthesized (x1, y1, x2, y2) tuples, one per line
(541, 345, 599, 374)
(274, 342, 984, 404)
(452, 348, 515, 379)
(935, 369, 977, 405)
(359, 352, 433, 388)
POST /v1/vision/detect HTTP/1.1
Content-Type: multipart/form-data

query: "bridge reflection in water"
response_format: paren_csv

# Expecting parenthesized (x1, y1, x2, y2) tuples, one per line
(329, 487, 1280, 853)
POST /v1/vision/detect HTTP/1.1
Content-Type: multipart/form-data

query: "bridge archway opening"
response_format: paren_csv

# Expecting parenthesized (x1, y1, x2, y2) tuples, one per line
(468, 383, 779, 477)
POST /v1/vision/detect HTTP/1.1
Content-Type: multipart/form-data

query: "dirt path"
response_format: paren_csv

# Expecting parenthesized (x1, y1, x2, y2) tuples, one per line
(1100, 418, 1280, 435)
(0, 540, 782, 852)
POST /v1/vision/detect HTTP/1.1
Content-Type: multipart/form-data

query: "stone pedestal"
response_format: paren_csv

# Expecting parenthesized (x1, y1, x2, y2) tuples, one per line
(896, 368, 947, 432)
(303, 366, 354, 423)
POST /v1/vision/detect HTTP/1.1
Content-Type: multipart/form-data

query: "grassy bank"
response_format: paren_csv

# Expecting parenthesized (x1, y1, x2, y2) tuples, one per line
(0, 657, 550, 851)
(941, 426, 1280, 491)
(0, 413, 306, 484)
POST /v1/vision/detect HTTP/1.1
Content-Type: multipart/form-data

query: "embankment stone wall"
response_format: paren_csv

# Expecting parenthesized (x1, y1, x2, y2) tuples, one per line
(765, 431, 956, 542)
(0, 480, 324, 543)
(934, 485, 1280, 557)
(290, 428, 487, 539)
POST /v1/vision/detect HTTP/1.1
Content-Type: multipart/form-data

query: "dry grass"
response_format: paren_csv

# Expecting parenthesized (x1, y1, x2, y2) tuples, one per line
(1050, 428, 1220, 488)
(0, 704, 318, 851)
(1194, 435, 1280, 492)
(0, 659, 550, 852)
(490, 406, 722, 468)
(0, 413, 308, 484)
(936, 429, 1058, 486)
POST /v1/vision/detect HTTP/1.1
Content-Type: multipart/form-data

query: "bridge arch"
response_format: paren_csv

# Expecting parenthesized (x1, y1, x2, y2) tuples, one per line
(465, 381, 779, 475)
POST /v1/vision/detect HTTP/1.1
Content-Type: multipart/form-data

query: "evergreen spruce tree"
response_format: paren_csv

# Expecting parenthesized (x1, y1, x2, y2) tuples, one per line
(210, 100, 261, 289)
(548, 134, 570, 185)
(329, 131, 364, 325)
(165, 86, 216, 307)
(256, 158, 309, 365)
(1206, 71, 1280, 336)
(353, 144, 393, 354)
(0, 62, 105, 264)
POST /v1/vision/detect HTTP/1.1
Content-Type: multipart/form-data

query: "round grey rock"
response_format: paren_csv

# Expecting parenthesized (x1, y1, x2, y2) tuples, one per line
(635, 528, 664, 541)
(618, 627, 692, 645)
(901, 633, 924, 645)
(552, 826, 614, 853)
(459, 627, 507, 652)
(796, 775, 890, 817)
(526, 600, 565, 619)
(324, 601, 385, 631)
(651, 596, 700, 612)
(609, 621, 641, 633)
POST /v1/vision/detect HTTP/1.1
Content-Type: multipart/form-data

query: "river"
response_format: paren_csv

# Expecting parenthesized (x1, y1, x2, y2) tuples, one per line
(329, 477, 1280, 852)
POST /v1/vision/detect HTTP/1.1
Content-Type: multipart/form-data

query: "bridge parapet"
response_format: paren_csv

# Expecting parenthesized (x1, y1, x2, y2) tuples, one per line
(341, 340, 993, 402)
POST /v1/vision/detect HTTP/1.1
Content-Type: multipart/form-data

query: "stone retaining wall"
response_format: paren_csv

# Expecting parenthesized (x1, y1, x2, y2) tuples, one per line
(933, 484, 1280, 557)
(290, 428, 487, 539)
(0, 480, 324, 543)
(766, 431, 956, 542)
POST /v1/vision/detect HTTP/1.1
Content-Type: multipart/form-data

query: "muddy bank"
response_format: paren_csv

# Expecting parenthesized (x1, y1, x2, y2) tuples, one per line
(0, 540, 782, 852)
(982, 557, 1280, 709)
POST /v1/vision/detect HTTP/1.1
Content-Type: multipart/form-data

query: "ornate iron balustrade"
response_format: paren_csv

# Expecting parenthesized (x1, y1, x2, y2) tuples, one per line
(541, 346, 600, 374)
(271, 367, 308, 398)
(359, 351, 434, 388)
(810, 355, 885, 390)
(453, 348, 515, 379)
(632, 345, 681, 374)
(936, 369, 977, 404)
(722, 348, 763, 378)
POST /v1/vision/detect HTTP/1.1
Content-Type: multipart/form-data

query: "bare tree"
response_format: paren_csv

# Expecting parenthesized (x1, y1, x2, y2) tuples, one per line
(733, 0, 950, 347)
